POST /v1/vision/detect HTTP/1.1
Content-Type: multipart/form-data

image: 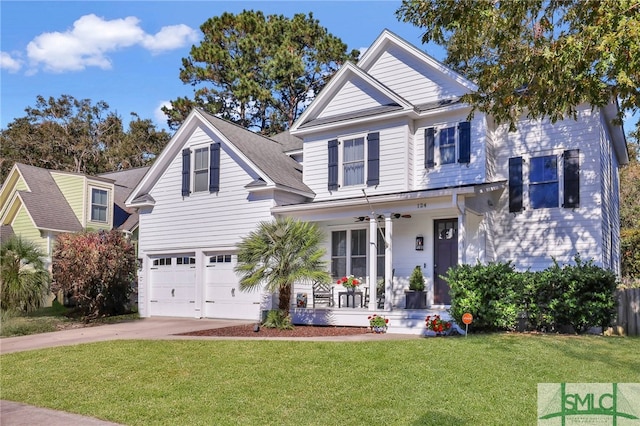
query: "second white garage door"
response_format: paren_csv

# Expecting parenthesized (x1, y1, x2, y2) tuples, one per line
(204, 254, 263, 320)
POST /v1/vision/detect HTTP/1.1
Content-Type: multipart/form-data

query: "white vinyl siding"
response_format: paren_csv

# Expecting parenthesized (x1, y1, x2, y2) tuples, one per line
(414, 112, 486, 190)
(138, 128, 274, 252)
(303, 122, 408, 201)
(366, 45, 465, 105)
(318, 78, 394, 119)
(488, 105, 604, 271)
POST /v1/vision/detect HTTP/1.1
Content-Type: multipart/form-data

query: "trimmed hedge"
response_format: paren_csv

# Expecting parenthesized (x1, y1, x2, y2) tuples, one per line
(445, 256, 617, 334)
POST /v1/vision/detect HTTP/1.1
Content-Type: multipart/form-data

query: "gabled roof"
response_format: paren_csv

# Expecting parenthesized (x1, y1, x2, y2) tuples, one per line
(357, 29, 477, 92)
(198, 112, 310, 194)
(3, 164, 83, 233)
(1, 224, 15, 242)
(126, 109, 313, 207)
(290, 61, 413, 134)
(290, 30, 477, 135)
(99, 167, 149, 231)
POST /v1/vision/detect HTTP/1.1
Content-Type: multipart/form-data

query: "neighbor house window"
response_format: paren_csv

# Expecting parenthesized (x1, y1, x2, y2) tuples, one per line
(91, 188, 108, 222)
(193, 147, 209, 192)
(343, 137, 365, 186)
(529, 155, 558, 209)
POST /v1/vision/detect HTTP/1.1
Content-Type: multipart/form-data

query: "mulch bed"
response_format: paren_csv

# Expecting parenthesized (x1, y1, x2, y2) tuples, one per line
(177, 324, 370, 338)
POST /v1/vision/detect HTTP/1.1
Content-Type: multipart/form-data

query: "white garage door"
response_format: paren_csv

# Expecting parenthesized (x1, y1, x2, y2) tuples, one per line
(204, 254, 262, 320)
(149, 256, 196, 317)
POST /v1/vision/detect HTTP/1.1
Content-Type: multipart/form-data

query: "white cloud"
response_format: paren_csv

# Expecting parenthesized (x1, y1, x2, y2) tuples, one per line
(154, 101, 172, 126)
(0, 52, 22, 72)
(142, 24, 198, 54)
(25, 14, 198, 73)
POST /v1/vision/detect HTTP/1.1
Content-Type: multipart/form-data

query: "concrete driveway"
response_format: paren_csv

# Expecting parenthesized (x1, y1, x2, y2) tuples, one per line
(0, 317, 252, 355)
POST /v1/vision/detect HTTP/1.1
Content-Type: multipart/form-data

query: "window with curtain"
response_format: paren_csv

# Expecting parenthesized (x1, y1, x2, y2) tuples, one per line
(343, 137, 365, 186)
(439, 126, 456, 165)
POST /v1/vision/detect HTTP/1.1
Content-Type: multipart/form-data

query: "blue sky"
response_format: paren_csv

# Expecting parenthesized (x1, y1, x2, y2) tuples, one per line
(1, 1, 437, 132)
(1, 1, 636, 138)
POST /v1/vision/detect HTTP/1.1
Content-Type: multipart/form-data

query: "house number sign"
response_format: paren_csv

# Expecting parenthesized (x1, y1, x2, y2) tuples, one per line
(417, 202, 428, 209)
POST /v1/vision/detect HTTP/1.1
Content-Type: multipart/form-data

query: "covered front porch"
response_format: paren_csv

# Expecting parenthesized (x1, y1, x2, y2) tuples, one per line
(276, 183, 504, 334)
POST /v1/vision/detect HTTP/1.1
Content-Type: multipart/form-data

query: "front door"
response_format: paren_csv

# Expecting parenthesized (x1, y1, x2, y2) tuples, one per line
(433, 219, 458, 305)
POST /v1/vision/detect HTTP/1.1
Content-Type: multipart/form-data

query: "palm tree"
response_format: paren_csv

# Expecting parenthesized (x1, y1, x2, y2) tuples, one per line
(0, 236, 51, 313)
(235, 217, 331, 312)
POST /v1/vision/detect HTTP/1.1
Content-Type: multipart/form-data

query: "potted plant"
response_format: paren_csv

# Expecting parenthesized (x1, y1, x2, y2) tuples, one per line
(368, 314, 389, 333)
(405, 266, 427, 309)
(425, 314, 452, 336)
(336, 275, 360, 291)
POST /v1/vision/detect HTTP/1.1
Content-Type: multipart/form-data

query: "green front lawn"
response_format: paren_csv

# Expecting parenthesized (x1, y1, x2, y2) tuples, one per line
(1, 335, 639, 425)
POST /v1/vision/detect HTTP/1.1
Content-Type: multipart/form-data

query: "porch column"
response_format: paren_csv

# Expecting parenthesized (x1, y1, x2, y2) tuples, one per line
(384, 214, 392, 311)
(456, 195, 466, 265)
(368, 217, 377, 311)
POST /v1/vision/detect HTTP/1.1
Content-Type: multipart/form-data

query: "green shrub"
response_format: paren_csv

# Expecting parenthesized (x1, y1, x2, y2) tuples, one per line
(446, 261, 521, 331)
(262, 310, 294, 330)
(446, 256, 618, 334)
(408, 266, 425, 291)
(621, 228, 640, 281)
(52, 230, 135, 319)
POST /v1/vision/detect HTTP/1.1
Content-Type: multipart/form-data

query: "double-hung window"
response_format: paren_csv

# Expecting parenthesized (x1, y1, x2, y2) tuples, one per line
(424, 121, 471, 168)
(327, 133, 379, 191)
(508, 150, 580, 212)
(343, 137, 365, 186)
(193, 147, 209, 193)
(529, 155, 558, 209)
(439, 127, 456, 165)
(91, 188, 108, 222)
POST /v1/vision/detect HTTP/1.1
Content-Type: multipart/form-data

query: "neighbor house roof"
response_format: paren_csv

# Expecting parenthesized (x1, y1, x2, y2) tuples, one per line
(14, 163, 83, 233)
(270, 130, 303, 152)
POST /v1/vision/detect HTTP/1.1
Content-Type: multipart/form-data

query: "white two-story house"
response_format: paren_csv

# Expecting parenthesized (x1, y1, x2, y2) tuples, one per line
(126, 30, 628, 334)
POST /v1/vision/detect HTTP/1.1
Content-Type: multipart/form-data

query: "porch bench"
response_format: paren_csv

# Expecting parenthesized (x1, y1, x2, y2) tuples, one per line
(312, 282, 334, 307)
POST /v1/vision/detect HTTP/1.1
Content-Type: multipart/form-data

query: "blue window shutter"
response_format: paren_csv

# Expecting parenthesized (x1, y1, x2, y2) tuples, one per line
(181, 148, 190, 197)
(209, 143, 220, 193)
(563, 149, 580, 208)
(509, 157, 523, 213)
(328, 139, 338, 191)
(366, 132, 380, 186)
(425, 128, 435, 168)
(458, 121, 471, 164)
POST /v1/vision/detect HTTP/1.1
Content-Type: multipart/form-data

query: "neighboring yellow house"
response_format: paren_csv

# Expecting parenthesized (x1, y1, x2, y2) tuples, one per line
(0, 163, 148, 267)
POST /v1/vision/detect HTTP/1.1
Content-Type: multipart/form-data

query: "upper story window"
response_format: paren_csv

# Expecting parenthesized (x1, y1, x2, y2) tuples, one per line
(509, 150, 580, 212)
(182, 143, 220, 197)
(193, 148, 209, 192)
(425, 122, 471, 168)
(529, 155, 558, 208)
(91, 188, 108, 222)
(328, 132, 379, 191)
(343, 137, 365, 186)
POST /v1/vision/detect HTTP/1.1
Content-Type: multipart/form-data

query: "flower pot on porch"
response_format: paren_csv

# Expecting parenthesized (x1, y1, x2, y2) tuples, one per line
(405, 291, 427, 309)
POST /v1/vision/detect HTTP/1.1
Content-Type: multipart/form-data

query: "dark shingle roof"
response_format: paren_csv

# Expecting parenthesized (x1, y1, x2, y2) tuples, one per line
(270, 130, 303, 152)
(1, 224, 15, 243)
(15, 164, 83, 233)
(199, 112, 312, 195)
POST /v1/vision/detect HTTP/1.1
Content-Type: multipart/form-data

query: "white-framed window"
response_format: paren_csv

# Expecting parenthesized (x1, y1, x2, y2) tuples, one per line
(193, 147, 209, 192)
(342, 136, 365, 186)
(91, 188, 108, 222)
(331, 228, 385, 279)
(209, 254, 232, 263)
(176, 256, 196, 265)
(152, 257, 172, 267)
(529, 155, 558, 209)
(438, 126, 456, 165)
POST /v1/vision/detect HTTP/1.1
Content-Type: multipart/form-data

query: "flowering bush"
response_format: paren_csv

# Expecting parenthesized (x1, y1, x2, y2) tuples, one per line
(336, 275, 360, 289)
(425, 314, 452, 334)
(368, 314, 389, 331)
